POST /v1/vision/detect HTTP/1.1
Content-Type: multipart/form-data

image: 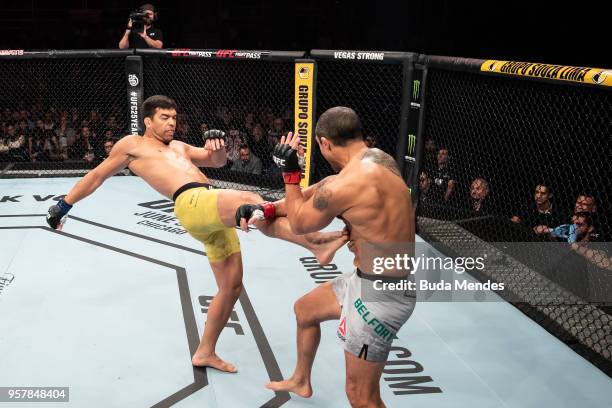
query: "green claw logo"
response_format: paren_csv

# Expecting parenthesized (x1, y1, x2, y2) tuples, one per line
(407, 134, 416, 155)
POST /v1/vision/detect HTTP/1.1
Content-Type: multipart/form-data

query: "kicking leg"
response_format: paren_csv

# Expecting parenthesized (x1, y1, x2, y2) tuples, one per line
(215, 189, 347, 264)
(266, 281, 341, 397)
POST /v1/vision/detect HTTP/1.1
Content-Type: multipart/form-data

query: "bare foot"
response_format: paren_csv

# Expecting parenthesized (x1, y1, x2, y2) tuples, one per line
(305, 230, 349, 265)
(192, 353, 238, 373)
(266, 377, 313, 398)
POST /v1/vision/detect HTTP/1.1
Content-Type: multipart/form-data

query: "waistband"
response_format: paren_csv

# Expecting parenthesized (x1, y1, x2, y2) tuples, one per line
(173, 182, 211, 202)
(356, 268, 410, 283)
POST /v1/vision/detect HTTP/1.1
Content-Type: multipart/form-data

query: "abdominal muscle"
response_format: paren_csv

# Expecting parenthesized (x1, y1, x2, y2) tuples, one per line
(127, 149, 210, 199)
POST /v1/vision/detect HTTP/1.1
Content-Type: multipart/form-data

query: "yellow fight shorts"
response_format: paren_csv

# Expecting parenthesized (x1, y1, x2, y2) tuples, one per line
(173, 182, 241, 262)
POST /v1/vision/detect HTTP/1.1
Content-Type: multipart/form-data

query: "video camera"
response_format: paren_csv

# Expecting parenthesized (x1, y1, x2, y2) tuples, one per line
(129, 8, 150, 34)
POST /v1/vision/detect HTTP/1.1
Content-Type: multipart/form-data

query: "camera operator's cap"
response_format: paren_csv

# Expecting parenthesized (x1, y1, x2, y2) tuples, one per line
(140, 3, 155, 12)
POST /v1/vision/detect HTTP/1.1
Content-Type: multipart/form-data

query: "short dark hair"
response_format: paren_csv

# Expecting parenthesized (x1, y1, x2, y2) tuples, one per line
(239, 144, 250, 152)
(140, 3, 155, 12)
(315, 107, 362, 146)
(535, 183, 552, 194)
(574, 211, 593, 226)
(143, 95, 177, 119)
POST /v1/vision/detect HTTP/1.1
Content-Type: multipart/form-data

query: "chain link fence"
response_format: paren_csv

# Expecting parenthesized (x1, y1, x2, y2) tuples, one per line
(142, 56, 296, 199)
(312, 58, 406, 183)
(416, 57, 612, 375)
(0, 53, 127, 177)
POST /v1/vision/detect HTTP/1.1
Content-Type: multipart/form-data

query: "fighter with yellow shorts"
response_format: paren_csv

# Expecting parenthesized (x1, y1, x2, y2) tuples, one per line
(173, 182, 241, 262)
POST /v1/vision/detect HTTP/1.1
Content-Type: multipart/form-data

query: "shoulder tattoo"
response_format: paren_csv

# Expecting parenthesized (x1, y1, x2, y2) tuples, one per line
(362, 148, 401, 176)
(313, 177, 332, 211)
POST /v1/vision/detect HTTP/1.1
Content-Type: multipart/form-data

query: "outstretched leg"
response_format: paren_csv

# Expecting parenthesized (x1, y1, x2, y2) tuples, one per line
(191, 251, 243, 373)
(215, 189, 347, 264)
(266, 281, 341, 397)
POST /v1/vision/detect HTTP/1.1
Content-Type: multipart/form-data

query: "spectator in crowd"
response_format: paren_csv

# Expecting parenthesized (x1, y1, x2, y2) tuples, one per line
(104, 115, 120, 134)
(247, 123, 272, 169)
(512, 183, 565, 235)
(29, 130, 50, 162)
(268, 117, 285, 139)
(423, 136, 437, 172)
(16, 119, 29, 138)
(418, 171, 433, 205)
(364, 133, 377, 148)
(231, 144, 262, 175)
(544, 212, 599, 243)
(88, 110, 104, 137)
(118, 3, 163, 49)
(102, 139, 114, 160)
(575, 193, 597, 214)
(42, 112, 55, 131)
(83, 148, 96, 164)
(70, 126, 93, 160)
(243, 112, 255, 134)
(468, 177, 493, 216)
(573, 192, 609, 241)
(56, 116, 76, 147)
(224, 128, 243, 164)
(6, 124, 27, 162)
(429, 146, 456, 203)
(0, 136, 9, 161)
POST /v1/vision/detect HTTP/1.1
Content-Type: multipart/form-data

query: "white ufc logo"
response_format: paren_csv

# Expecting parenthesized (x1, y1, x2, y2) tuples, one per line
(273, 157, 285, 166)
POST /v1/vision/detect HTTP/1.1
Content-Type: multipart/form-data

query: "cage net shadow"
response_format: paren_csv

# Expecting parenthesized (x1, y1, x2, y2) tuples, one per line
(142, 57, 294, 200)
(0, 57, 127, 176)
(313, 61, 404, 182)
(416, 68, 612, 375)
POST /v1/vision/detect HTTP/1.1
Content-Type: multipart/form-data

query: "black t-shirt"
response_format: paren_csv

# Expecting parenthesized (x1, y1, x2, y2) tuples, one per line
(128, 27, 163, 48)
(521, 204, 565, 229)
(429, 165, 456, 202)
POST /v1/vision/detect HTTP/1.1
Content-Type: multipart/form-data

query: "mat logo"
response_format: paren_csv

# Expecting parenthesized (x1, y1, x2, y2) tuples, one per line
(384, 346, 442, 396)
(338, 317, 346, 340)
(300, 257, 343, 283)
(135, 200, 187, 235)
(128, 74, 139, 87)
(200, 295, 244, 335)
(0, 272, 15, 296)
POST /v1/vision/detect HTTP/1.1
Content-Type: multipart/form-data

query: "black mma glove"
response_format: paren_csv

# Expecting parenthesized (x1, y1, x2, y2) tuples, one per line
(203, 129, 226, 150)
(273, 143, 301, 184)
(235, 202, 277, 229)
(47, 198, 72, 230)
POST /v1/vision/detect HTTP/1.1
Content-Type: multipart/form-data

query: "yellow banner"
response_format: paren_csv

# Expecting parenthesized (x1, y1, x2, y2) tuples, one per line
(295, 62, 314, 188)
(481, 60, 612, 87)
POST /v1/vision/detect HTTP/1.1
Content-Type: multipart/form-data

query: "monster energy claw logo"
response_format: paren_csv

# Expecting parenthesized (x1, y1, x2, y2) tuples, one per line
(407, 134, 416, 155)
(412, 80, 420, 99)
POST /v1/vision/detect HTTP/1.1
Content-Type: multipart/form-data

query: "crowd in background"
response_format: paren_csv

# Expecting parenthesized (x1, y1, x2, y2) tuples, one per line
(417, 136, 609, 244)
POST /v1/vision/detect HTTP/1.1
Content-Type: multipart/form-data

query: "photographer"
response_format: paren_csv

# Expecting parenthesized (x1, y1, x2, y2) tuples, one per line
(118, 4, 163, 49)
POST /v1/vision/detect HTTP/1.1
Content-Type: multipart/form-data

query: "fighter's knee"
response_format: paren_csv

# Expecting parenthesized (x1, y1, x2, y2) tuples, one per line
(293, 296, 313, 326)
(345, 379, 379, 408)
(219, 282, 242, 300)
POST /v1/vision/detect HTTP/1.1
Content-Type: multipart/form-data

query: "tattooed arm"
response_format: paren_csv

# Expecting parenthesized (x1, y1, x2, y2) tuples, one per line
(284, 175, 350, 234)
